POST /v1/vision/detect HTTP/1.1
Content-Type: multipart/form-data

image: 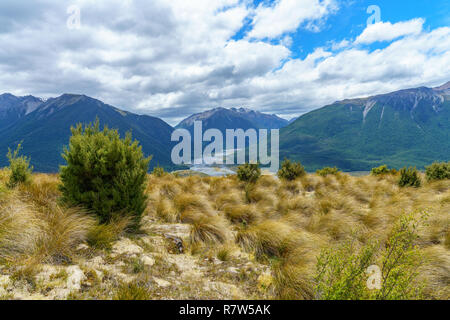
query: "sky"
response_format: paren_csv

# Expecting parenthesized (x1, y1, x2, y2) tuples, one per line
(0, 0, 449, 125)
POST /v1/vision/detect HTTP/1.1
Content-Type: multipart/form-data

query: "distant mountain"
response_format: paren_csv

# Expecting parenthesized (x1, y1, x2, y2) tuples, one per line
(0, 94, 176, 172)
(288, 117, 298, 124)
(176, 107, 288, 133)
(280, 82, 450, 171)
(0, 93, 43, 128)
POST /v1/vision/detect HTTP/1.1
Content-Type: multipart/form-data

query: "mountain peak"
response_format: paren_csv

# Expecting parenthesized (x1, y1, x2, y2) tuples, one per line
(433, 81, 450, 92)
(176, 106, 288, 131)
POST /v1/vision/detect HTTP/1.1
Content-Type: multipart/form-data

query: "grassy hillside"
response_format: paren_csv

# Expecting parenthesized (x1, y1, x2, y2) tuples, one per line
(0, 95, 178, 172)
(0, 170, 448, 300)
(280, 91, 450, 172)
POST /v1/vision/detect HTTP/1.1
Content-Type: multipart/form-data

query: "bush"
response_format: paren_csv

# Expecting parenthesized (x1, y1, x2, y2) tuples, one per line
(398, 167, 421, 188)
(425, 162, 450, 181)
(371, 165, 397, 176)
(315, 213, 425, 300)
(113, 281, 152, 300)
(371, 165, 388, 176)
(237, 163, 261, 183)
(59, 120, 151, 230)
(277, 159, 305, 181)
(6, 143, 33, 188)
(152, 165, 166, 177)
(316, 167, 339, 177)
(87, 217, 130, 250)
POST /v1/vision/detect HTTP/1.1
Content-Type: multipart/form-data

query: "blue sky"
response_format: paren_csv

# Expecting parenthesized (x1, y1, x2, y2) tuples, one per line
(235, 0, 450, 59)
(0, 0, 448, 124)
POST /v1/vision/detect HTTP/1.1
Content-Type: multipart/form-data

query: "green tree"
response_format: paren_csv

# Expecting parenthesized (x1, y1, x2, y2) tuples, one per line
(59, 120, 151, 230)
(398, 167, 421, 188)
(425, 162, 450, 181)
(6, 143, 33, 188)
(152, 165, 166, 177)
(237, 163, 261, 183)
(316, 167, 339, 177)
(315, 212, 425, 300)
(277, 159, 305, 181)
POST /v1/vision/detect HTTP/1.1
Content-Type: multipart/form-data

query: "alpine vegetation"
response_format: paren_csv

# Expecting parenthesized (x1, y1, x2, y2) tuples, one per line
(59, 120, 150, 230)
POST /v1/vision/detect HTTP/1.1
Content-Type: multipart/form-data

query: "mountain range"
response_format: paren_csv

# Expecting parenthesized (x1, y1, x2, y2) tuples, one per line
(280, 82, 450, 171)
(0, 96, 288, 172)
(0, 81, 449, 172)
(0, 94, 175, 172)
(176, 107, 288, 132)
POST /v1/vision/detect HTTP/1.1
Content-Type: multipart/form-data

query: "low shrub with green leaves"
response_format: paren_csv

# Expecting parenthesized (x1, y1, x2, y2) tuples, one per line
(398, 167, 421, 188)
(315, 212, 425, 300)
(371, 165, 388, 176)
(6, 143, 33, 188)
(316, 167, 339, 177)
(237, 163, 261, 183)
(59, 120, 151, 230)
(425, 162, 450, 181)
(152, 165, 166, 177)
(277, 159, 305, 181)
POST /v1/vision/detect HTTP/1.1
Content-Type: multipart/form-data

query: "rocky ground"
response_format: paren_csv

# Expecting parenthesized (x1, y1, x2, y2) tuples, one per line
(0, 216, 272, 300)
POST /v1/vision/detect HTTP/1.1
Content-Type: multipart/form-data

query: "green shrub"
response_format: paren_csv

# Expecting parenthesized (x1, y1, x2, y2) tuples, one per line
(277, 159, 305, 181)
(315, 212, 425, 300)
(425, 162, 450, 181)
(237, 163, 261, 183)
(371, 165, 389, 176)
(87, 217, 130, 250)
(316, 167, 339, 177)
(371, 165, 397, 176)
(398, 167, 421, 188)
(59, 120, 151, 230)
(6, 143, 33, 188)
(152, 165, 165, 177)
(113, 281, 152, 300)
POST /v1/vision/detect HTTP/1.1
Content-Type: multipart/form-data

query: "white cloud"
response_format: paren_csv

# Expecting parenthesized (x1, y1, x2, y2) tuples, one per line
(0, 1, 448, 126)
(247, 0, 337, 39)
(355, 18, 424, 44)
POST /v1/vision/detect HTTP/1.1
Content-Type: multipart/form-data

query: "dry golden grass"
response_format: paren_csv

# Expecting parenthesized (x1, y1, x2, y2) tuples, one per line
(33, 205, 95, 264)
(0, 168, 448, 300)
(190, 214, 230, 244)
(146, 172, 449, 300)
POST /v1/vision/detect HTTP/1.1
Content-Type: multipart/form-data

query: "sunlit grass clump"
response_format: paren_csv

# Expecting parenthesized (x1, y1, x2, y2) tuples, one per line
(0, 162, 449, 300)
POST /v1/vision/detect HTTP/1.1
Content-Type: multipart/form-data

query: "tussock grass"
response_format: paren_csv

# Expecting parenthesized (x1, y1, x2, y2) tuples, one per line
(0, 170, 448, 300)
(18, 174, 60, 207)
(223, 204, 258, 224)
(236, 220, 297, 259)
(113, 281, 152, 300)
(155, 198, 178, 223)
(0, 201, 39, 261)
(190, 215, 229, 244)
(87, 216, 131, 250)
(34, 205, 95, 264)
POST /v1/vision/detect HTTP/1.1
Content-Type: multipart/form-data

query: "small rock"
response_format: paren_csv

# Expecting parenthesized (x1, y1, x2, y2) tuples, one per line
(88, 256, 105, 269)
(76, 244, 89, 251)
(257, 272, 273, 290)
(141, 255, 155, 267)
(111, 238, 144, 257)
(226, 267, 239, 274)
(153, 277, 171, 288)
(66, 266, 86, 291)
(0, 275, 11, 287)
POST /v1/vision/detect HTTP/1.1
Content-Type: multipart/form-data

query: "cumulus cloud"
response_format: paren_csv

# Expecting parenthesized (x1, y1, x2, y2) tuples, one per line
(0, 1, 448, 125)
(248, 0, 337, 39)
(355, 18, 424, 44)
